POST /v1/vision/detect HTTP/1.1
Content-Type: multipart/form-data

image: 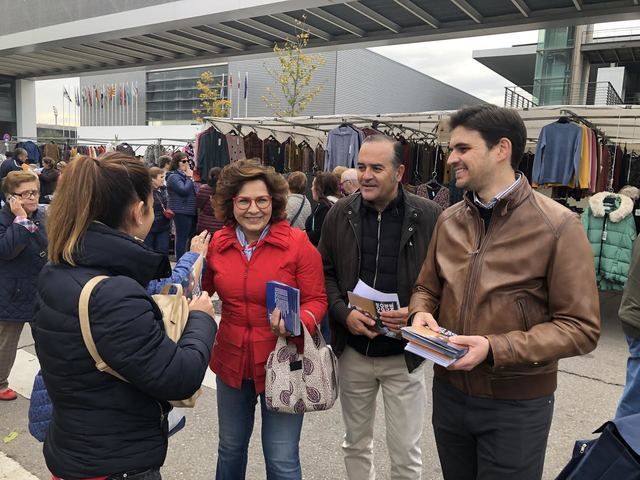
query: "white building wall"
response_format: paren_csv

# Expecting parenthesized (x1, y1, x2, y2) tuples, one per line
(16, 80, 37, 138)
(334, 49, 485, 114)
(227, 52, 337, 118)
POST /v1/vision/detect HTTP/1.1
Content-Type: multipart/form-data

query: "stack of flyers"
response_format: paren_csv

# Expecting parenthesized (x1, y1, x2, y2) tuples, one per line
(347, 279, 402, 339)
(266, 281, 301, 336)
(401, 324, 468, 367)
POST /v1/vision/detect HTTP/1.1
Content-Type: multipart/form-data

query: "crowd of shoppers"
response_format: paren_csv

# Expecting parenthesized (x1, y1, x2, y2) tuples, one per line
(11, 104, 640, 480)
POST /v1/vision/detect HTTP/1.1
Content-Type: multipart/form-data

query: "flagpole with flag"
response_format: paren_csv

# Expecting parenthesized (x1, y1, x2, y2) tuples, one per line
(228, 73, 233, 118)
(61, 88, 65, 138)
(75, 87, 80, 132)
(244, 72, 249, 118)
(63, 86, 72, 137)
(237, 71, 241, 118)
(221, 73, 226, 117)
(134, 81, 138, 125)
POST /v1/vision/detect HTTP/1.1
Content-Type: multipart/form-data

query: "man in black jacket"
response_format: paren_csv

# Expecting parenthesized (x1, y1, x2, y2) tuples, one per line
(318, 135, 441, 480)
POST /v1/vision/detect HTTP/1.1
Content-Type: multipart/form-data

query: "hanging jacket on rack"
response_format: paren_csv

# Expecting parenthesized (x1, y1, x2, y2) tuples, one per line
(43, 143, 61, 163)
(243, 132, 263, 162)
(533, 121, 583, 186)
(264, 139, 285, 173)
(582, 192, 637, 290)
(324, 125, 361, 171)
(196, 128, 230, 182)
(144, 144, 166, 167)
(225, 134, 245, 162)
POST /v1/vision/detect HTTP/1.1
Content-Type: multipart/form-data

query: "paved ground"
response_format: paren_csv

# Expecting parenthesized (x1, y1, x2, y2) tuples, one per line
(0, 291, 629, 480)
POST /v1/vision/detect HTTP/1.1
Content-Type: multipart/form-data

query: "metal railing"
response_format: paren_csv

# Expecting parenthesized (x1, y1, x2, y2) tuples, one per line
(583, 27, 640, 44)
(504, 86, 537, 109)
(504, 81, 626, 108)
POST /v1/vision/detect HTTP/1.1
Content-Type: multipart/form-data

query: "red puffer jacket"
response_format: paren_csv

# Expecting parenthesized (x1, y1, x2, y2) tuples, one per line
(203, 220, 327, 393)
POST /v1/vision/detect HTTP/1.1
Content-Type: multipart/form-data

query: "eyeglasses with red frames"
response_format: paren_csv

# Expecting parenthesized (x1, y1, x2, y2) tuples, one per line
(233, 195, 272, 210)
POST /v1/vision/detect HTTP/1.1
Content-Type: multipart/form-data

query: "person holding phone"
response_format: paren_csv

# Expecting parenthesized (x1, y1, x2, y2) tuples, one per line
(0, 170, 47, 401)
(166, 152, 197, 259)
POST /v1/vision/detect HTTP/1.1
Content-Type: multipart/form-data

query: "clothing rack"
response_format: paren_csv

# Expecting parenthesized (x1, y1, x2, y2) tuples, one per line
(559, 109, 610, 143)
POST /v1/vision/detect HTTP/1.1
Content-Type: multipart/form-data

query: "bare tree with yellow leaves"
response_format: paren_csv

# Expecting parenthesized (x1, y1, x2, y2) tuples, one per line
(262, 17, 325, 117)
(193, 71, 231, 122)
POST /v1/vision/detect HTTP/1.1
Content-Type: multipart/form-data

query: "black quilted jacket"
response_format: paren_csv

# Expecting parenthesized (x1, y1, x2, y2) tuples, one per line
(34, 222, 217, 479)
(0, 205, 48, 322)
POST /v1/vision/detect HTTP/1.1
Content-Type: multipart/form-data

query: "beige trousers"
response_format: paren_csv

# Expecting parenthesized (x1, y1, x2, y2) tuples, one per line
(0, 321, 26, 391)
(339, 345, 426, 480)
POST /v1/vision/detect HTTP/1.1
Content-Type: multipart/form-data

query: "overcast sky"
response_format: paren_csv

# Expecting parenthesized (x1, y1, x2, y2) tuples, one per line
(35, 19, 640, 124)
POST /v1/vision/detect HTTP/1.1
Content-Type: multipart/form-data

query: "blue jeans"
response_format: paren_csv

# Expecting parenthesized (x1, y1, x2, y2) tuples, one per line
(615, 334, 640, 419)
(215, 377, 304, 480)
(173, 214, 196, 259)
(144, 230, 170, 255)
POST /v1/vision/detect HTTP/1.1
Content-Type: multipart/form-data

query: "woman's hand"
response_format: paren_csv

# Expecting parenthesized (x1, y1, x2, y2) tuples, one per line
(8, 196, 27, 218)
(189, 291, 216, 320)
(189, 231, 211, 255)
(269, 307, 290, 337)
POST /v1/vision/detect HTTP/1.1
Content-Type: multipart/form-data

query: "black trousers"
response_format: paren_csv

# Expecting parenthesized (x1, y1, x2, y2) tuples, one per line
(432, 380, 554, 480)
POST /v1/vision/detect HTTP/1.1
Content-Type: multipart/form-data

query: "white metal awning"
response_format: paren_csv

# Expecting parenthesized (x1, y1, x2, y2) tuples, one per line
(205, 105, 640, 148)
(2, 0, 640, 79)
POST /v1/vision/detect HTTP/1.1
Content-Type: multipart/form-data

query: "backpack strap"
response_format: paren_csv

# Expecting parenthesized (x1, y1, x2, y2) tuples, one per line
(78, 276, 128, 383)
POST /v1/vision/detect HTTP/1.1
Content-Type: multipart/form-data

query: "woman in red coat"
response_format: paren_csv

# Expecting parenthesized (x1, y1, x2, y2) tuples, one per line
(202, 159, 327, 480)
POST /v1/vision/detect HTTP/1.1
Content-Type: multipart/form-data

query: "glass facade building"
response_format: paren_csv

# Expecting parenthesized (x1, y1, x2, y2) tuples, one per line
(532, 27, 576, 106)
(146, 64, 228, 125)
(0, 75, 17, 136)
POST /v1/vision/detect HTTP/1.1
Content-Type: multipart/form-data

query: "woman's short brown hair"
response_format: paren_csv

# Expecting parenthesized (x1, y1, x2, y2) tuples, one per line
(313, 171, 339, 206)
(213, 159, 288, 225)
(2, 170, 39, 196)
(169, 151, 187, 171)
(149, 166, 164, 178)
(287, 171, 307, 195)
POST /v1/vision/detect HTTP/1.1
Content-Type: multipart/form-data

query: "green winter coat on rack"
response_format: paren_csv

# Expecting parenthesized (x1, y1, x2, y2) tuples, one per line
(582, 192, 637, 290)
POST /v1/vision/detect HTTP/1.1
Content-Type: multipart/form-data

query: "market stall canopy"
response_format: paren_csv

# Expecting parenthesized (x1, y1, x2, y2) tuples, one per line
(206, 105, 640, 149)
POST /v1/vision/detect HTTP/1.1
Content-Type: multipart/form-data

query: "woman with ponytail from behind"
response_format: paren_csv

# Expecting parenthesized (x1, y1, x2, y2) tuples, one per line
(34, 152, 218, 480)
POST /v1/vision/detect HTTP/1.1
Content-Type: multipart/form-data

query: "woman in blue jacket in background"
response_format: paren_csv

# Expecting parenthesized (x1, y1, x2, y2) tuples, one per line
(166, 151, 197, 259)
(0, 170, 47, 402)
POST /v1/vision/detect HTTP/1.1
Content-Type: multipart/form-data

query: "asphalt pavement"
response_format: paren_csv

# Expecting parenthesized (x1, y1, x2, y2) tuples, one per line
(0, 291, 629, 480)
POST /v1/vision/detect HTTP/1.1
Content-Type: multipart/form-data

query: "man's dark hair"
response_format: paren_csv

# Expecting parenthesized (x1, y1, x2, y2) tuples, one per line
(361, 135, 403, 169)
(158, 155, 171, 169)
(449, 105, 527, 170)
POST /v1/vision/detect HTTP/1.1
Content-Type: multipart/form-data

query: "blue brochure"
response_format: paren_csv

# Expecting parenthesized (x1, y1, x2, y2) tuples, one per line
(266, 281, 301, 336)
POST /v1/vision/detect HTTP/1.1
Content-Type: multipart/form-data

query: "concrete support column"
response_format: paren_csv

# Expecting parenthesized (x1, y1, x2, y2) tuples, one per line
(569, 25, 588, 104)
(16, 79, 36, 138)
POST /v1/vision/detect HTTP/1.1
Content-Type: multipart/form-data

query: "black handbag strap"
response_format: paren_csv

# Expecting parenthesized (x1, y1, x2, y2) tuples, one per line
(289, 196, 306, 226)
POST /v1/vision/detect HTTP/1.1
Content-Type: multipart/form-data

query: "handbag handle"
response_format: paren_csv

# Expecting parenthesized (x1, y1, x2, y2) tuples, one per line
(78, 276, 128, 383)
(304, 309, 320, 327)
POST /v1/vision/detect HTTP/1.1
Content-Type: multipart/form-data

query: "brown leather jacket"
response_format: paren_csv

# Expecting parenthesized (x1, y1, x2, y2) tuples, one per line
(409, 178, 600, 400)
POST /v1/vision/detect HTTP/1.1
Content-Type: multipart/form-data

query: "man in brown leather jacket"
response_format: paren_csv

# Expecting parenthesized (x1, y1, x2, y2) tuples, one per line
(409, 105, 600, 480)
